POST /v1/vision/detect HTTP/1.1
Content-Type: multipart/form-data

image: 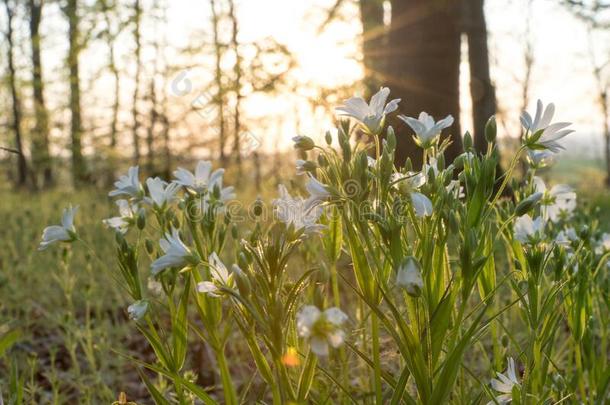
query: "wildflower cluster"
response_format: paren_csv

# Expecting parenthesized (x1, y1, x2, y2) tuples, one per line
(40, 88, 609, 404)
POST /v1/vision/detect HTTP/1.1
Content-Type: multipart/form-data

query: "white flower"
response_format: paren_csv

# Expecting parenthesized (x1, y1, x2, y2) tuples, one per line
(411, 192, 433, 217)
(392, 172, 426, 190)
(109, 166, 142, 198)
(103, 199, 137, 234)
(208, 253, 229, 284)
(39, 205, 78, 250)
(273, 185, 325, 233)
(197, 252, 232, 297)
(127, 300, 149, 321)
(151, 228, 193, 275)
(488, 357, 520, 405)
(458, 151, 476, 163)
(173, 160, 225, 194)
(297, 305, 348, 356)
(392, 172, 433, 217)
(446, 180, 465, 199)
(145, 177, 179, 208)
(335, 87, 400, 135)
(533, 177, 576, 222)
(367, 156, 376, 168)
(396, 257, 424, 297)
(596, 233, 610, 254)
(556, 227, 578, 246)
(526, 150, 555, 169)
(306, 176, 331, 202)
(209, 173, 236, 203)
(398, 112, 454, 148)
(422, 156, 441, 178)
(521, 100, 573, 152)
(514, 214, 545, 244)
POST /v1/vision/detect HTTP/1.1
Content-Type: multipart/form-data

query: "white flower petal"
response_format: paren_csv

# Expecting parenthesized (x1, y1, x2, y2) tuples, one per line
(411, 192, 433, 217)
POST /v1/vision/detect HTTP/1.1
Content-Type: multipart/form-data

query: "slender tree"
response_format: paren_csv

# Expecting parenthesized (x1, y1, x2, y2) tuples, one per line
(520, 0, 534, 142)
(99, 0, 121, 151)
(587, 32, 610, 185)
(210, 0, 226, 165)
(228, 0, 242, 170)
(146, 4, 162, 174)
(563, 0, 610, 186)
(64, 0, 87, 185)
(29, 0, 53, 187)
(131, 0, 142, 164)
(158, 1, 172, 179)
(463, 0, 496, 154)
(4, 0, 29, 187)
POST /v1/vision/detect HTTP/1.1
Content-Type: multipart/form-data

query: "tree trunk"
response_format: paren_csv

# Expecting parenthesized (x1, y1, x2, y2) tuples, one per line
(4, 0, 28, 187)
(131, 0, 142, 164)
(463, 0, 496, 154)
(228, 0, 242, 172)
(29, 0, 53, 187)
(359, 0, 386, 97)
(65, 0, 87, 185)
(146, 78, 158, 174)
(601, 91, 610, 187)
(161, 114, 171, 179)
(100, 0, 120, 150)
(210, 0, 226, 165)
(385, 0, 463, 168)
(605, 109, 610, 187)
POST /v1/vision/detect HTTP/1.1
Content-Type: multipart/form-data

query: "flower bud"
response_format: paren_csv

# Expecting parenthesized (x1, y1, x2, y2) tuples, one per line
(231, 224, 238, 239)
(301, 160, 319, 173)
(317, 154, 328, 167)
(127, 300, 149, 321)
(145, 238, 154, 255)
(463, 131, 473, 150)
(292, 135, 315, 151)
(396, 256, 424, 297)
(404, 158, 413, 173)
(339, 133, 351, 161)
(501, 334, 509, 348)
(325, 130, 332, 145)
(253, 198, 263, 217)
(232, 264, 251, 296)
(514, 192, 542, 216)
(485, 116, 497, 143)
(137, 209, 146, 230)
(314, 287, 325, 308)
(386, 126, 396, 151)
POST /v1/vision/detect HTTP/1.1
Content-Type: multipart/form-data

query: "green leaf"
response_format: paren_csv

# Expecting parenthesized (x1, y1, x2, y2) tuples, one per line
(172, 275, 191, 371)
(323, 208, 343, 262)
(0, 328, 20, 358)
(390, 365, 416, 405)
(296, 350, 317, 401)
(430, 307, 488, 404)
(138, 368, 171, 405)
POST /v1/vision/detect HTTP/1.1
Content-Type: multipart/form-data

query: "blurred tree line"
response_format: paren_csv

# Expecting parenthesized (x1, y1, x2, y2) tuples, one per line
(1, 0, 609, 189)
(0, 0, 293, 190)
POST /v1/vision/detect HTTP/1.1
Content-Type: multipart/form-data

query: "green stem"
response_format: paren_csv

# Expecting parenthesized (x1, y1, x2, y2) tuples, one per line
(217, 347, 238, 405)
(574, 343, 587, 400)
(371, 314, 383, 404)
(330, 262, 340, 308)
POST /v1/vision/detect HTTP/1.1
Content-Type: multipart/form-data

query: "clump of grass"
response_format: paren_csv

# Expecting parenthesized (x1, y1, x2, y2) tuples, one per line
(2, 90, 610, 404)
